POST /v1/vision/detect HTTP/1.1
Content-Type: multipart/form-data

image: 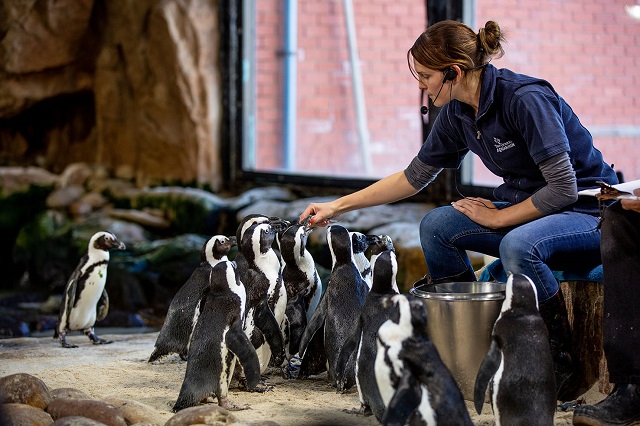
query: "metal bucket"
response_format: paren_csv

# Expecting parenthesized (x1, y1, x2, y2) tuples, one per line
(410, 281, 506, 401)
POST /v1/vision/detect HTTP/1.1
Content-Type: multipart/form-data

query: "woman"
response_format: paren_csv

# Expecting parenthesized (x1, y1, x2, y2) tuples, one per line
(299, 20, 617, 400)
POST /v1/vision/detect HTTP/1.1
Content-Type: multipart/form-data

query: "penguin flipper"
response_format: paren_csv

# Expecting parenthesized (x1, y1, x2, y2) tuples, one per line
(473, 339, 501, 414)
(381, 371, 421, 426)
(226, 324, 261, 390)
(254, 299, 285, 366)
(298, 295, 327, 356)
(285, 293, 307, 356)
(96, 289, 109, 322)
(335, 318, 362, 391)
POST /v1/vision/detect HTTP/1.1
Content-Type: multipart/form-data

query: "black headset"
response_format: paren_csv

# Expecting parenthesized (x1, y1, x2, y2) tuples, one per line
(443, 68, 457, 82)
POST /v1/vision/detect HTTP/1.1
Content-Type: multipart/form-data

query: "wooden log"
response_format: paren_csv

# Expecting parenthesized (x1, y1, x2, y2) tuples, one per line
(560, 281, 612, 395)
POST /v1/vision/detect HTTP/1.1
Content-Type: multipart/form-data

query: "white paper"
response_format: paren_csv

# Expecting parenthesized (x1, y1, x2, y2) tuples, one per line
(578, 179, 640, 199)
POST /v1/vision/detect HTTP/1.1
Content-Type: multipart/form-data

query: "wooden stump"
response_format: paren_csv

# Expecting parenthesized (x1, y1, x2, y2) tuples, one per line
(560, 281, 613, 395)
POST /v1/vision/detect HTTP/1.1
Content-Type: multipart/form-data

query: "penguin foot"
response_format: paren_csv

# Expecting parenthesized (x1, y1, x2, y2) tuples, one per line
(219, 397, 250, 411)
(359, 404, 373, 416)
(60, 340, 78, 349)
(87, 332, 113, 345)
(250, 383, 274, 393)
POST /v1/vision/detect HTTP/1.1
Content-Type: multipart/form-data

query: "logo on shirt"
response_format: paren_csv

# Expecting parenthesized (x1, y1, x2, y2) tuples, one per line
(493, 137, 515, 153)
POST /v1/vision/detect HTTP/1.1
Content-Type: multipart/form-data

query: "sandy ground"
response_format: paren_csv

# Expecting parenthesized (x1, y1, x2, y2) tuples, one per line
(0, 330, 605, 425)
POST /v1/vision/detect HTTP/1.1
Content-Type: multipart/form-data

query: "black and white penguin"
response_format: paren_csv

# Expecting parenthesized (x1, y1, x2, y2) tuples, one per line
(172, 260, 261, 412)
(278, 216, 323, 358)
(54, 231, 126, 348)
(375, 294, 473, 426)
(336, 249, 399, 420)
(350, 231, 381, 289)
(240, 222, 286, 373)
(148, 235, 236, 362)
(298, 224, 369, 384)
(368, 234, 396, 280)
(234, 214, 289, 280)
(473, 272, 556, 426)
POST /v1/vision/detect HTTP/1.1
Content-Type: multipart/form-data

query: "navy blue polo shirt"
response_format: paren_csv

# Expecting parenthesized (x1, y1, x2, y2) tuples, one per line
(418, 64, 618, 215)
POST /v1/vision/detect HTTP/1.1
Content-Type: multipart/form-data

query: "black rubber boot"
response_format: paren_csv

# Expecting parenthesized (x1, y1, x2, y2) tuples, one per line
(539, 291, 581, 402)
(573, 384, 640, 425)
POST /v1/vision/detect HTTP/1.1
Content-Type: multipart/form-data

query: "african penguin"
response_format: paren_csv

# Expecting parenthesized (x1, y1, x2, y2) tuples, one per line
(473, 272, 555, 426)
(172, 260, 261, 412)
(148, 235, 236, 362)
(298, 224, 369, 384)
(375, 294, 472, 426)
(234, 214, 289, 282)
(336, 249, 399, 420)
(350, 231, 381, 289)
(278, 215, 323, 359)
(54, 231, 126, 348)
(240, 222, 286, 373)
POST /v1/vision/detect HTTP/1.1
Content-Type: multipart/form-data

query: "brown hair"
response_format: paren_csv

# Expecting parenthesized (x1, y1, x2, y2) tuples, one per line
(407, 20, 506, 80)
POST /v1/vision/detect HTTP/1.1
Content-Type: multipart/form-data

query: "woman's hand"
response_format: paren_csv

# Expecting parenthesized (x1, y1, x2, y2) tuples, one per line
(451, 197, 501, 228)
(299, 201, 338, 227)
(621, 188, 640, 213)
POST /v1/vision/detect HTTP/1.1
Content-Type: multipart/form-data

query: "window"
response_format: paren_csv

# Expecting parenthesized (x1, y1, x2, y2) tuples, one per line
(237, 1, 640, 191)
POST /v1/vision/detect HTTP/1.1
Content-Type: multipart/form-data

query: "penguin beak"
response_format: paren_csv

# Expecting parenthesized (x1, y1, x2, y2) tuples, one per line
(268, 217, 291, 233)
(228, 236, 238, 247)
(300, 214, 313, 230)
(117, 241, 126, 250)
(365, 234, 382, 246)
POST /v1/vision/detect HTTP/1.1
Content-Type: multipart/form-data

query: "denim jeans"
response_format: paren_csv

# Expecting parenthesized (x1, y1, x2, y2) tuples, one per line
(419, 203, 602, 302)
(601, 201, 640, 384)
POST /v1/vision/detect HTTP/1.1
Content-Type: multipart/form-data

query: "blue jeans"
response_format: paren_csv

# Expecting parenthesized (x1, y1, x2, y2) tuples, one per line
(419, 203, 602, 302)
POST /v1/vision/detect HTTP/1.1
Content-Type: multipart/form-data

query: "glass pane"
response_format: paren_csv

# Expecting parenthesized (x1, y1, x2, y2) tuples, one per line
(245, 1, 427, 179)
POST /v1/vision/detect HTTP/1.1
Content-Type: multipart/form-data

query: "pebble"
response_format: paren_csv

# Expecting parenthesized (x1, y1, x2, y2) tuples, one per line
(0, 372, 51, 409)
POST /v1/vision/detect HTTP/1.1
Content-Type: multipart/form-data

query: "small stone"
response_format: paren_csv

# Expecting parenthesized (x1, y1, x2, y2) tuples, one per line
(51, 415, 108, 425)
(46, 399, 126, 426)
(50, 388, 93, 401)
(0, 373, 51, 409)
(1, 402, 54, 426)
(102, 398, 164, 425)
(165, 405, 237, 426)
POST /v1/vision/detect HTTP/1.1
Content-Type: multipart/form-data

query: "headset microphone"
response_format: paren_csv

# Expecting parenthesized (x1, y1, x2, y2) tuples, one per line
(420, 68, 456, 115)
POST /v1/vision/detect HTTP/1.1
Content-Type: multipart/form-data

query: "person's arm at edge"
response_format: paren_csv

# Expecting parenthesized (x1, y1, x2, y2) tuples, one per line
(299, 170, 420, 226)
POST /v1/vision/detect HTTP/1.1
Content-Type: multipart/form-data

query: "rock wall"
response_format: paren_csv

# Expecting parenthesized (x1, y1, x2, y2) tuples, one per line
(0, 0, 223, 190)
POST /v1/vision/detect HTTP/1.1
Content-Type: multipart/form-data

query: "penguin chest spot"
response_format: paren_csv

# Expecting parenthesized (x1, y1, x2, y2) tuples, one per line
(69, 267, 107, 329)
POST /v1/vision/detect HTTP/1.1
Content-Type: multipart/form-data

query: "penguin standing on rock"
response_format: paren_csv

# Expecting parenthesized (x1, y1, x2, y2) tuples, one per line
(298, 224, 369, 384)
(148, 235, 236, 362)
(240, 222, 286, 373)
(172, 260, 262, 412)
(336, 249, 399, 420)
(376, 294, 472, 426)
(473, 272, 555, 426)
(55, 231, 126, 348)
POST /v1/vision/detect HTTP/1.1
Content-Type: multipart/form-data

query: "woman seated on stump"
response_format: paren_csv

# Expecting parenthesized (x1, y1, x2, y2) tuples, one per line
(299, 19, 618, 402)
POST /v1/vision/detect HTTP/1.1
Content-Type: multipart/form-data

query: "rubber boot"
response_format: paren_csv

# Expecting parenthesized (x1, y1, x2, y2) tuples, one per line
(573, 383, 640, 425)
(539, 291, 581, 402)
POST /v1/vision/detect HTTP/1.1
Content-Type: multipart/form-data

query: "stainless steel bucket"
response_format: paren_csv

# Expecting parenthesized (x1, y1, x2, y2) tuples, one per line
(410, 281, 506, 401)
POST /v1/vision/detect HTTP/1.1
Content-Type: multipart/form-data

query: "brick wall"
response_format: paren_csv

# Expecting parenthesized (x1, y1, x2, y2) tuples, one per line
(254, 0, 640, 184)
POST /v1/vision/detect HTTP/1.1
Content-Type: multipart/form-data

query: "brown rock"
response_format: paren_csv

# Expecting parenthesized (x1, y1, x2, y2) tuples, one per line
(0, 373, 52, 409)
(164, 405, 237, 426)
(1, 402, 54, 426)
(50, 388, 93, 401)
(45, 185, 85, 209)
(46, 399, 126, 426)
(50, 416, 107, 426)
(101, 398, 164, 426)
